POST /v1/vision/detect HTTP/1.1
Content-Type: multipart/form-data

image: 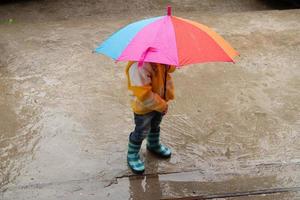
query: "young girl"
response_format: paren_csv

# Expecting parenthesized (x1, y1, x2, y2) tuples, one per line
(126, 61, 176, 174)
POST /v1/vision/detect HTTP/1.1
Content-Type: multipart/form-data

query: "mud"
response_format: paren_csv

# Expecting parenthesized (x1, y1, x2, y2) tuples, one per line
(0, 1, 300, 200)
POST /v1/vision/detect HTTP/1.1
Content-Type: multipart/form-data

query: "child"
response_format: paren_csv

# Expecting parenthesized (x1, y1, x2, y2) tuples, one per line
(126, 61, 176, 174)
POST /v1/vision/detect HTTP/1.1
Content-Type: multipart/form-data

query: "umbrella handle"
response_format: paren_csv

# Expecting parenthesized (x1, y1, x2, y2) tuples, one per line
(138, 47, 157, 68)
(163, 65, 169, 100)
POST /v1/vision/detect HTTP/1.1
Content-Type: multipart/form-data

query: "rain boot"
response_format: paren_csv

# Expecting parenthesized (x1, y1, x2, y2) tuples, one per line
(127, 139, 145, 174)
(146, 132, 171, 158)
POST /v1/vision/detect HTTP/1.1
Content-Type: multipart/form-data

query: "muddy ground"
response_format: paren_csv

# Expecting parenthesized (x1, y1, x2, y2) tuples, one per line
(0, 0, 300, 199)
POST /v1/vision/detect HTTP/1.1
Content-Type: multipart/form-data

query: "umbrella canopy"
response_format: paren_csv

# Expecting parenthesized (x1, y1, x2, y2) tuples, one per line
(95, 6, 238, 67)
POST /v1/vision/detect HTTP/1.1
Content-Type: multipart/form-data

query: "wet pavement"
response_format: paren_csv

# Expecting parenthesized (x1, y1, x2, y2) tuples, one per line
(0, 1, 300, 199)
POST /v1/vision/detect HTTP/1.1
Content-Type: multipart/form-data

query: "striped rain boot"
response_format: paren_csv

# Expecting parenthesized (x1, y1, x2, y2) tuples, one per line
(127, 140, 145, 174)
(147, 132, 171, 158)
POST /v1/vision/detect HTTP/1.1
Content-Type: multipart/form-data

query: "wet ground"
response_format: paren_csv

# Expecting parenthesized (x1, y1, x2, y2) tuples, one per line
(0, 0, 300, 199)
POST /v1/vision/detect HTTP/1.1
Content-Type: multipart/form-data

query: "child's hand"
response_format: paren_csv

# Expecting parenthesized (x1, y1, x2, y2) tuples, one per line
(162, 104, 168, 116)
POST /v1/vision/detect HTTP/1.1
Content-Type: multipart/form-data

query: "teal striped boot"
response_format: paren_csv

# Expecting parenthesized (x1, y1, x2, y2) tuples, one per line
(147, 132, 171, 158)
(127, 140, 145, 174)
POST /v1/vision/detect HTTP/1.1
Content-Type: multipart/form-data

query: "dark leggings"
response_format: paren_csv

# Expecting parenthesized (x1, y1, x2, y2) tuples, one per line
(130, 111, 163, 143)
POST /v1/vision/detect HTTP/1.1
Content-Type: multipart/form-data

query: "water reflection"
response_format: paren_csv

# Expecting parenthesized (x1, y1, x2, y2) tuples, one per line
(128, 174, 161, 200)
(126, 170, 300, 200)
(128, 153, 162, 200)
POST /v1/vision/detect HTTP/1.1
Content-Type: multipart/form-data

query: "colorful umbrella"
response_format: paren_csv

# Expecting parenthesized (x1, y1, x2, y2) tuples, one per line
(95, 6, 238, 67)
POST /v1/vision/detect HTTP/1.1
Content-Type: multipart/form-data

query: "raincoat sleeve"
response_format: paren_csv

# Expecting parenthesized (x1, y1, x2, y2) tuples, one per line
(128, 63, 167, 112)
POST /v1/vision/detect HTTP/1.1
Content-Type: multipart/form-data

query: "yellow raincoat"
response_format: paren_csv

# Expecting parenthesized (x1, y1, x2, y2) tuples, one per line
(126, 62, 176, 114)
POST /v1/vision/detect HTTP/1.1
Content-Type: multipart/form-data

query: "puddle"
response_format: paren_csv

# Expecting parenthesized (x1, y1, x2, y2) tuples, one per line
(105, 168, 300, 200)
